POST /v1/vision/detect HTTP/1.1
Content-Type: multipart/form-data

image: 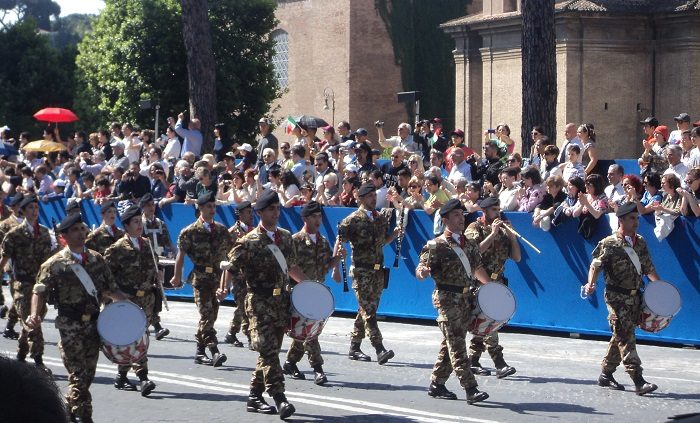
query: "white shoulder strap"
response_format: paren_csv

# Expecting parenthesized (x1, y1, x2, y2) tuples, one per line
(622, 246, 642, 275)
(451, 245, 473, 277)
(68, 262, 100, 302)
(266, 244, 288, 275)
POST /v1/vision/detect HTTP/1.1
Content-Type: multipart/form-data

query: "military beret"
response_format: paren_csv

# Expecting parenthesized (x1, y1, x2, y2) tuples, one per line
(18, 194, 38, 209)
(616, 202, 638, 218)
(301, 201, 322, 217)
(9, 193, 24, 207)
(100, 200, 117, 214)
(439, 198, 466, 217)
(57, 213, 83, 233)
(139, 193, 154, 207)
(254, 189, 280, 211)
(357, 182, 376, 197)
(65, 200, 81, 215)
(120, 205, 142, 225)
(479, 196, 500, 209)
(236, 201, 252, 211)
(196, 191, 216, 206)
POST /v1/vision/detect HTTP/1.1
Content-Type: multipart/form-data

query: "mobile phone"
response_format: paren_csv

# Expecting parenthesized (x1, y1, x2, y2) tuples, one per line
(487, 129, 496, 134)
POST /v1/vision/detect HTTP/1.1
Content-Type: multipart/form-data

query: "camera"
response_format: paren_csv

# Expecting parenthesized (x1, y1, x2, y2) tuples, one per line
(374, 121, 385, 128)
(487, 128, 496, 134)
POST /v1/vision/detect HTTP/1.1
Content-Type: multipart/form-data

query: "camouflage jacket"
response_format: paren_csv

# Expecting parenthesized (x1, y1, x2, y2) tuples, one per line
(592, 232, 655, 291)
(337, 207, 392, 269)
(465, 218, 512, 280)
(641, 143, 670, 175)
(292, 229, 333, 282)
(1, 220, 53, 283)
(142, 216, 174, 254)
(86, 224, 124, 255)
(0, 215, 24, 270)
(229, 221, 253, 243)
(104, 235, 158, 294)
(229, 226, 297, 291)
(178, 218, 232, 282)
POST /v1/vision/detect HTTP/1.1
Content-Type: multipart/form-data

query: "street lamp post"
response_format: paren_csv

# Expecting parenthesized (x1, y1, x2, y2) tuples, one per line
(323, 87, 335, 126)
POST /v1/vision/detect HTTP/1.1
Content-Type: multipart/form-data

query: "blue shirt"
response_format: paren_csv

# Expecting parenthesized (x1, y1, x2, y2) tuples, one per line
(175, 120, 203, 158)
(640, 190, 662, 206)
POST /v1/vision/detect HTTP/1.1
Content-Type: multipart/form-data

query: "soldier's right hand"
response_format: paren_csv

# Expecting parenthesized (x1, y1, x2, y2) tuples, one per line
(216, 288, 228, 302)
(415, 264, 431, 280)
(170, 276, 182, 288)
(491, 218, 503, 230)
(26, 315, 41, 329)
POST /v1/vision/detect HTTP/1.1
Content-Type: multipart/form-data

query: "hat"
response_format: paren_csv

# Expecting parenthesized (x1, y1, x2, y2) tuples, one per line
(110, 140, 125, 149)
(616, 202, 638, 218)
(236, 201, 252, 211)
(258, 117, 269, 124)
(9, 193, 24, 207)
(328, 145, 339, 153)
(224, 151, 236, 159)
(237, 143, 253, 153)
(450, 129, 465, 137)
(355, 128, 368, 136)
(321, 125, 334, 133)
(139, 193, 154, 207)
(57, 213, 83, 233)
(19, 194, 38, 209)
(65, 200, 81, 215)
(371, 149, 381, 157)
(196, 191, 216, 206)
(100, 200, 117, 214)
(430, 117, 442, 124)
(120, 205, 142, 225)
(479, 196, 500, 209)
(53, 179, 67, 188)
(673, 113, 690, 122)
(344, 164, 359, 173)
(254, 189, 280, 211)
(300, 183, 314, 191)
(300, 201, 322, 217)
(357, 182, 376, 197)
(639, 116, 659, 126)
(354, 142, 371, 153)
(654, 125, 669, 141)
(439, 198, 465, 217)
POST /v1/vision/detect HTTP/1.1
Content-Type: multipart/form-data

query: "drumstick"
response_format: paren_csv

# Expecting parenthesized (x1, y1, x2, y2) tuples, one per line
(501, 224, 541, 254)
(145, 238, 169, 311)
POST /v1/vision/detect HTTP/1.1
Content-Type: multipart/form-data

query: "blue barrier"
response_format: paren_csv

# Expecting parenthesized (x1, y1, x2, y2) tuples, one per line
(39, 200, 700, 346)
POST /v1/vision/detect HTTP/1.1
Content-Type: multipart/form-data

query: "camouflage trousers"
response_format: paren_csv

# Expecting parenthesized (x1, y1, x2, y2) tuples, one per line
(286, 337, 323, 368)
(193, 278, 220, 347)
(228, 276, 249, 337)
(118, 293, 155, 378)
(247, 294, 289, 396)
(56, 317, 101, 420)
(432, 317, 478, 389)
(602, 290, 643, 377)
(469, 332, 504, 365)
(2, 278, 19, 326)
(350, 268, 384, 348)
(14, 282, 45, 358)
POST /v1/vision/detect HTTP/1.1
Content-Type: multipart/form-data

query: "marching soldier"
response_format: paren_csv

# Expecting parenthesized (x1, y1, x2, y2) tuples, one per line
(337, 182, 399, 364)
(171, 192, 232, 367)
(104, 205, 158, 396)
(283, 201, 344, 385)
(1, 193, 24, 339)
(86, 200, 124, 255)
(464, 196, 520, 378)
(223, 189, 309, 419)
(583, 202, 660, 395)
(416, 199, 491, 404)
(27, 213, 128, 423)
(0, 194, 53, 373)
(222, 201, 254, 348)
(140, 193, 172, 340)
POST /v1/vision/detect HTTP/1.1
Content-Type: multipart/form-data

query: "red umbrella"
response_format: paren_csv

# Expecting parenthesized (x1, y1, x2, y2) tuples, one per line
(33, 107, 79, 123)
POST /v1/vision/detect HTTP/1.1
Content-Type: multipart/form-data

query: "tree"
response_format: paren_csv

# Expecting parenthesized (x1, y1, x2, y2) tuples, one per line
(0, 0, 60, 31)
(521, 0, 557, 156)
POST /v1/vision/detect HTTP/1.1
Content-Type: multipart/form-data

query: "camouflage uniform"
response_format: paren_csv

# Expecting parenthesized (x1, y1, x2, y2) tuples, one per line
(178, 218, 232, 347)
(0, 215, 23, 327)
(592, 232, 656, 378)
(641, 144, 670, 175)
(337, 207, 393, 348)
(104, 235, 159, 378)
(286, 229, 333, 368)
(229, 226, 297, 396)
(418, 233, 482, 389)
(1, 220, 53, 358)
(464, 218, 513, 365)
(143, 216, 174, 325)
(227, 221, 252, 339)
(34, 248, 120, 421)
(86, 224, 124, 255)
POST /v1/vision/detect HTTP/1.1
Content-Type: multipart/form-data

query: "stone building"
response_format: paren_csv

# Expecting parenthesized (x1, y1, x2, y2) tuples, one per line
(442, 0, 700, 159)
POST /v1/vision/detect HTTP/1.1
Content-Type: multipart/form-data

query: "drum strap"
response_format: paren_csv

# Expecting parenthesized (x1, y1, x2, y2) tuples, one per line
(266, 244, 288, 276)
(451, 246, 473, 277)
(622, 246, 642, 275)
(69, 263, 100, 303)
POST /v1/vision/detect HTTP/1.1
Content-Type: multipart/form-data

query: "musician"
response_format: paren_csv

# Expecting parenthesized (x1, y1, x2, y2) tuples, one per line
(0, 193, 25, 340)
(416, 199, 491, 404)
(337, 182, 399, 364)
(103, 205, 158, 396)
(464, 196, 520, 378)
(28, 213, 128, 423)
(85, 200, 124, 255)
(140, 193, 172, 340)
(171, 192, 232, 367)
(222, 201, 254, 348)
(0, 194, 53, 374)
(583, 202, 659, 395)
(224, 189, 308, 418)
(283, 201, 344, 385)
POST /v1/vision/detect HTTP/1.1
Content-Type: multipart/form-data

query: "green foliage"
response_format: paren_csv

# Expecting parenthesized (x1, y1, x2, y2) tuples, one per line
(0, 0, 61, 30)
(50, 13, 95, 50)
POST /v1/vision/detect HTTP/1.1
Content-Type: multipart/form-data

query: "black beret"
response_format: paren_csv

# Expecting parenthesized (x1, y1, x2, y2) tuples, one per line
(196, 191, 216, 206)
(139, 193, 154, 207)
(236, 201, 252, 211)
(254, 189, 280, 211)
(9, 193, 24, 207)
(439, 198, 466, 217)
(357, 182, 376, 197)
(100, 200, 117, 214)
(18, 194, 38, 209)
(120, 205, 142, 225)
(616, 202, 638, 218)
(479, 196, 500, 209)
(57, 213, 83, 233)
(301, 201, 322, 217)
(65, 200, 81, 215)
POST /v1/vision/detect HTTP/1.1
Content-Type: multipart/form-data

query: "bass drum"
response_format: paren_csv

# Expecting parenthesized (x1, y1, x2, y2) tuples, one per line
(287, 281, 335, 341)
(97, 301, 149, 365)
(638, 280, 681, 333)
(468, 282, 516, 336)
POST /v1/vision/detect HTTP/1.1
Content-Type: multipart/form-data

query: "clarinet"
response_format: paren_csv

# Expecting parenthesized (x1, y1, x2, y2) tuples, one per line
(336, 223, 349, 292)
(393, 207, 406, 268)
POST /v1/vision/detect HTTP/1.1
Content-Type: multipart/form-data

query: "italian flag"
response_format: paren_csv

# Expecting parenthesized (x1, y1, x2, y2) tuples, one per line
(285, 116, 298, 134)
(429, 128, 441, 146)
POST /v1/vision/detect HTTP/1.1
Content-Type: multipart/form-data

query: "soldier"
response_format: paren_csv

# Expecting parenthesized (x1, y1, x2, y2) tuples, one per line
(85, 200, 124, 255)
(337, 182, 399, 364)
(224, 189, 309, 418)
(104, 205, 158, 396)
(416, 199, 491, 404)
(583, 202, 660, 395)
(27, 213, 128, 423)
(222, 201, 254, 348)
(464, 196, 520, 378)
(283, 201, 344, 385)
(140, 193, 172, 340)
(1, 193, 25, 339)
(171, 192, 232, 367)
(0, 194, 53, 373)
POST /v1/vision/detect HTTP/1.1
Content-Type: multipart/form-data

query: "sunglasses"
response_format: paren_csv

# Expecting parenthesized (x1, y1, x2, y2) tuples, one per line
(507, 159, 516, 163)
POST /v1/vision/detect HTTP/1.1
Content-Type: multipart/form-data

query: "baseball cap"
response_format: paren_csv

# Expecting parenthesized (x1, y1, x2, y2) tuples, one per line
(639, 116, 659, 126)
(673, 113, 690, 122)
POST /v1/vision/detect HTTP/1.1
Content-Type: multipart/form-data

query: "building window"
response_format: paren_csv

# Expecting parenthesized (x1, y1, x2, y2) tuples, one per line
(271, 30, 289, 89)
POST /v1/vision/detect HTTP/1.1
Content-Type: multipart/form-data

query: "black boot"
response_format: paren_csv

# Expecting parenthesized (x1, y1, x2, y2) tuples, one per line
(209, 345, 227, 367)
(114, 371, 137, 391)
(153, 322, 169, 340)
(34, 355, 53, 376)
(598, 372, 625, 391)
(194, 344, 213, 365)
(246, 390, 277, 414)
(273, 392, 296, 419)
(470, 355, 492, 376)
(0, 305, 7, 319)
(466, 386, 489, 405)
(312, 365, 327, 385)
(16, 350, 26, 362)
(224, 331, 244, 347)
(375, 344, 395, 365)
(138, 371, 156, 397)
(283, 361, 306, 380)
(348, 340, 371, 362)
(427, 382, 457, 400)
(493, 356, 516, 379)
(632, 374, 657, 396)
(3, 321, 18, 340)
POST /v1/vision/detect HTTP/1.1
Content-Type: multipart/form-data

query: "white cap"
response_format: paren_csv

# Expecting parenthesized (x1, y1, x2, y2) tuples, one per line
(0, 125, 9, 132)
(110, 141, 125, 149)
(344, 164, 359, 173)
(237, 143, 253, 152)
(54, 179, 67, 187)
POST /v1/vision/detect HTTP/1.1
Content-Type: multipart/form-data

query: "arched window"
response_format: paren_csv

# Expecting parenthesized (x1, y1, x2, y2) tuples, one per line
(271, 30, 289, 89)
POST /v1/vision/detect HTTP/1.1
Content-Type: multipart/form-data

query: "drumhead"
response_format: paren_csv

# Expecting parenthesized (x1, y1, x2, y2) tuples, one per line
(97, 301, 148, 346)
(477, 282, 516, 321)
(644, 280, 681, 317)
(291, 281, 335, 320)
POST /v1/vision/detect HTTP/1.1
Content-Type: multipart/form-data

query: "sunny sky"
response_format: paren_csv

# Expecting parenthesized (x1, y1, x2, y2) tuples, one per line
(56, 0, 104, 16)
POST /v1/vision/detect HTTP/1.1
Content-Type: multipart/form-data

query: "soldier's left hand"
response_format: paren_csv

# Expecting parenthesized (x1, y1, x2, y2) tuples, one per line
(392, 227, 401, 237)
(26, 315, 41, 329)
(216, 288, 228, 302)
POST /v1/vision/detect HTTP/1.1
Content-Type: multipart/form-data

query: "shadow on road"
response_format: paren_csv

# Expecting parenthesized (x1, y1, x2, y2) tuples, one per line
(478, 400, 613, 416)
(507, 375, 597, 386)
(323, 380, 426, 392)
(290, 412, 420, 422)
(146, 391, 245, 402)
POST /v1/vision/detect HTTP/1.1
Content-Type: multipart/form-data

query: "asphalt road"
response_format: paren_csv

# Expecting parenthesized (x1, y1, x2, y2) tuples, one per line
(1, 285, 699, 423)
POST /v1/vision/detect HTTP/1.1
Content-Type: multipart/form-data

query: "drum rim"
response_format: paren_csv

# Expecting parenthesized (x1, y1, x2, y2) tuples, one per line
(97, 301, 148, 345)
(291, 281, 335, 319)
(476, 282, 517, 321)
(643, 280, 682, 317)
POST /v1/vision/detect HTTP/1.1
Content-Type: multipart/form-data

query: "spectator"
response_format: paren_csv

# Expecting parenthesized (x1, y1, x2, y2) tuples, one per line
(34, 165, 54, 196)
(426, 166, 456, 196)
(641, 124, 670, 175)
(222, 171, 250, 206)
(235, 143, 258, 172)
(498, 167, 521, 211)
(313, 152, 335, 191)
(191, 166, 217, 202)
(278, 142, 293, 169)
(469, 141, 504, 187)
(174, 113, 203, 158)
(529, 125, 547, 168)
(289, 144, 310, 181)
(690, 127, 700, 168)
(407, 153, 425, 179)
(680, 130, 695, 167)
(162, 126, 181, 161)
(149, 163, 168, 200)
(216, 172, 234, 204)
(46, 179, 66, 200)
(277, 169, 301, 206)
(541, 145, 561, 180)
(110, 121, 123, 142)
(429, 150, 448, 179)
(636, 173, 662, 215)
(287, 183, 313, 207)
(517, 167, 545, 212)
(352, 142, 377, 174)
(159, 160, 196, 207)
(578, 123, 598, 175)
(244, 168, 258, 202)
(380, 147, 407, 189)
(447, 147, 472, 184)
(423, 175, 450, 216)
(93, 177, 112, 202)
(552, 176, 585, 227)
(343, 163, 359, 181)
(64, 168, 83, 199)
(558, 122, 583, 163)
(377, 122, 419, 154)
(140, 146, 169, 179)
(116, 162, 151, 201)
(74, 131, 92, 155)
(533, 175, 566, 231)
(428, 118, 450, 153)
(80, 150, 106, 176)
(573, 173, 608, 238)
(651, 173, 682, 216)
(604, 164, 625, 210)
(678, 167, 700, 217)
(560, 144, 586, 181)
(97, 129, 114, 160)
(619, 174, 643, 206)
(258, 147, 281, 185)
(663, 144, 689, 183)
(318, 125, 338, 152)
(336, 120, 355, 144)
(505, 153, 523, 169)
(213, 123, 233, 162)
(368, 169, 389, 209)
(401, 177, 425, 210)
(353, 127, 369, 147)
(444, 129, 475, 171)
(339, 176, 359, 207)
(669, 113, 691, 145)
(256, 118, 278, 165)
(484, 123, 515, 155)
(413, 120, 433, 165)
(104, 141, 130, 172)
(80, 172, 96, 199)
(316, 172, 339, 206)
(122, 122, 142, 164)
